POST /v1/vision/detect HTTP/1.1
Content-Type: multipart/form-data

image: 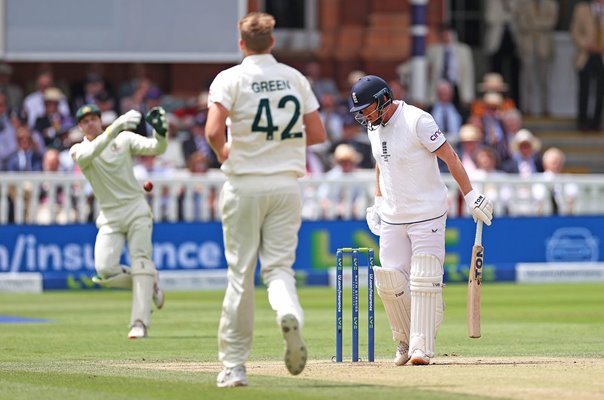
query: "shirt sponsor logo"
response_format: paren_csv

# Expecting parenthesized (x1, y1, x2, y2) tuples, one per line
(380, 141, 391, 162)
(430, 129, 443, 141)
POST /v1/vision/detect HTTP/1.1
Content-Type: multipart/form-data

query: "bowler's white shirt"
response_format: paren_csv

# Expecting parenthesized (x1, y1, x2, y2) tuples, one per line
(208, 54, 319, 177)
(368, 101, 448, 223)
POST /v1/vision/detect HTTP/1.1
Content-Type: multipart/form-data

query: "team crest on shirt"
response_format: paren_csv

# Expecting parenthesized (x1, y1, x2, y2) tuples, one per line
(430, 129, 443, 141)
(380, 141, 391, 162)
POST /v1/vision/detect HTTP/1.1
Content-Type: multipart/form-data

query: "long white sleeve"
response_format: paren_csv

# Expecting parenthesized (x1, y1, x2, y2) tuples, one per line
(69, 129, 118, 169)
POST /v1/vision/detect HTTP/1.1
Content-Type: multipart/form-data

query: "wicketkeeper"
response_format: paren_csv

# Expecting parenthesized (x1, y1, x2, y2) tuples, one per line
(349, 75, 493, 365)
(70, 104, 168, 339)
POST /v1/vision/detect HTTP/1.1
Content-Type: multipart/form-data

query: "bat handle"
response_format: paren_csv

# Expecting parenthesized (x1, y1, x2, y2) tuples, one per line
(474, 220, 483, 246)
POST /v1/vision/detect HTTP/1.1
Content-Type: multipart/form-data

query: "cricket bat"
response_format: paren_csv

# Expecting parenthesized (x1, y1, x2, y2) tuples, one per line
(467, 220, 484, 338)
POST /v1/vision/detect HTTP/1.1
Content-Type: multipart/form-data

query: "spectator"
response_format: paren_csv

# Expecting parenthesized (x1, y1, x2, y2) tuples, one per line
(318, 144, 369, 219)
(178, 151, 216, 221)
(119, 63, 151, 100)
(182, 112, 218, 169)
(533, 147, 579, 215)
(72, 73, 107, 112)
(320, 92, 345, 144)
(484, 0, 521, 106)
(5, 126, 43, 172)
(23, 70, 71, 128)
(0, 91, 18, 170)
(95, 90, 118, 114)
(449, 124, 483, 215)
(388, 78, 410, 104)
(155, 112, 186, 170)
(457, 124, 483, 176)
(473, 145, 513, 215)
(430, 80, 464, 149)
(70, 64, 114, 110)
(308, 93, 343, 170)
(33, 87, 75, 150)
(503, 128, 544, 175)
(501, 108, 524, 146)
(120, 76, 152, 114)
(329, 114, 374, 169)
(515, 0, 559, 117)
(471, 73, 517, 118)
(480, 92, 512, 168)
(570, 0, 604, 131)
(426, 23, 475, 114)
(9, 106, 29, 130)
(0, 63, 23, 110)
(36, 149, 75, 224)
(305, 60, 339, 100)
(186, 150, 209, 174)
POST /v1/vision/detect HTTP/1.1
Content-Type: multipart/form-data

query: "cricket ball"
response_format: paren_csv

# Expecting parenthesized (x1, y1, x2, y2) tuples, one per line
(143, 180, 153, 192)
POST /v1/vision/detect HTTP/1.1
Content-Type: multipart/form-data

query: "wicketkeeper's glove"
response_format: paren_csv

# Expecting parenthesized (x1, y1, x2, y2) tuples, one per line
(145, 106, 168, 137)
(106, 109, 142, 137)
(464, 190, 494, 226)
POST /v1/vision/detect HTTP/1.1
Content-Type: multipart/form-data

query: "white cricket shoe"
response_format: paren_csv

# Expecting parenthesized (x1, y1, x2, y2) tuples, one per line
(410, 349, 430, 365)
(216, 366, 248, 388)
(128, 320, 147, 339)
(394, 341, 410, 366)
(153, 282, 165, 309)
(281, 314, 307, 375)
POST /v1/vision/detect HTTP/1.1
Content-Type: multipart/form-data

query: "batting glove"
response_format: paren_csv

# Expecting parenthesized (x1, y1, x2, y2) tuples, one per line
(464, 190, 493, 226)
(107, 109, 141, 137)
(145, 106, 168, 137)
(366, 196, 383, 236)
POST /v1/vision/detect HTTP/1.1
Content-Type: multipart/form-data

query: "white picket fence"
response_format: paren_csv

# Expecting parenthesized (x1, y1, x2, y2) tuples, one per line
(1, 171, 604, 225)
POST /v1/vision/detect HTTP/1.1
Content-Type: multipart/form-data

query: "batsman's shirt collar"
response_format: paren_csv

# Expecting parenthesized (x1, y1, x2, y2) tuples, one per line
(242, 54, 277, 67)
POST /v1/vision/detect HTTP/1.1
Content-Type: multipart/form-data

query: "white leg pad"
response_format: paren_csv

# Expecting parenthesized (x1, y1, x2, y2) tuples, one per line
(436, 293, 444, 332)
(94, 265, 133, 289)
(409, 253, 443, 358)
(374, 267, 411, 343)
(130, 259, 157, 327)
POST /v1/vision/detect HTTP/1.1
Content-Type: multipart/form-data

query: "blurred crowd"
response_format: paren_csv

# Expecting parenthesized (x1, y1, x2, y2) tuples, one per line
(4, 0, 602, 222)
(0, 58, 580, 221)
(0, 64, 222, 179)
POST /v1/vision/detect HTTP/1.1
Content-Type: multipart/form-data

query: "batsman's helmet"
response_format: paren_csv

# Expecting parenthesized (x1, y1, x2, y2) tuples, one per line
(349, 75, 393, 113)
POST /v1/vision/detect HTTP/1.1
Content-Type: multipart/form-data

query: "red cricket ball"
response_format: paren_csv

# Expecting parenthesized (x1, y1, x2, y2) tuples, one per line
(143, 180, 153, 192)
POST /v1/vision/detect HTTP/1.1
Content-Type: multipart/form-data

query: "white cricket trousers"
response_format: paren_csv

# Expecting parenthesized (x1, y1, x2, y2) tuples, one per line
(218, 174, 304, 368)
(94, 198, 154, 276)
(379, 214, 446, 278)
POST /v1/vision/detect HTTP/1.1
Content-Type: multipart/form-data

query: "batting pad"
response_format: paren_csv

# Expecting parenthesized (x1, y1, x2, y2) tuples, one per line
(409, 253, 443, 358)
(374, 267, 411, 343)
(130, 259, 157, 327)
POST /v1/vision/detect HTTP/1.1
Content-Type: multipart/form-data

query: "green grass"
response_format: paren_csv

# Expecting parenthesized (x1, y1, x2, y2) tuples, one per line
(0, 283, 603, 399)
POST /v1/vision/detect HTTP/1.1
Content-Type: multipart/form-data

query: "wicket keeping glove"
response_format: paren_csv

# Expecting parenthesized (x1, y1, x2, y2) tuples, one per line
(464, 189, 494, 226)
(145, 106, 168, 137)
(366, 196, 383, 236)
(107, 110, 142, 137)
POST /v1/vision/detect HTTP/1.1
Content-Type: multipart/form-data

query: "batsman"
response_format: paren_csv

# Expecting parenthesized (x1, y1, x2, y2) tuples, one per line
(348, 76, 493, 365)
(70, 104, 169, 339)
